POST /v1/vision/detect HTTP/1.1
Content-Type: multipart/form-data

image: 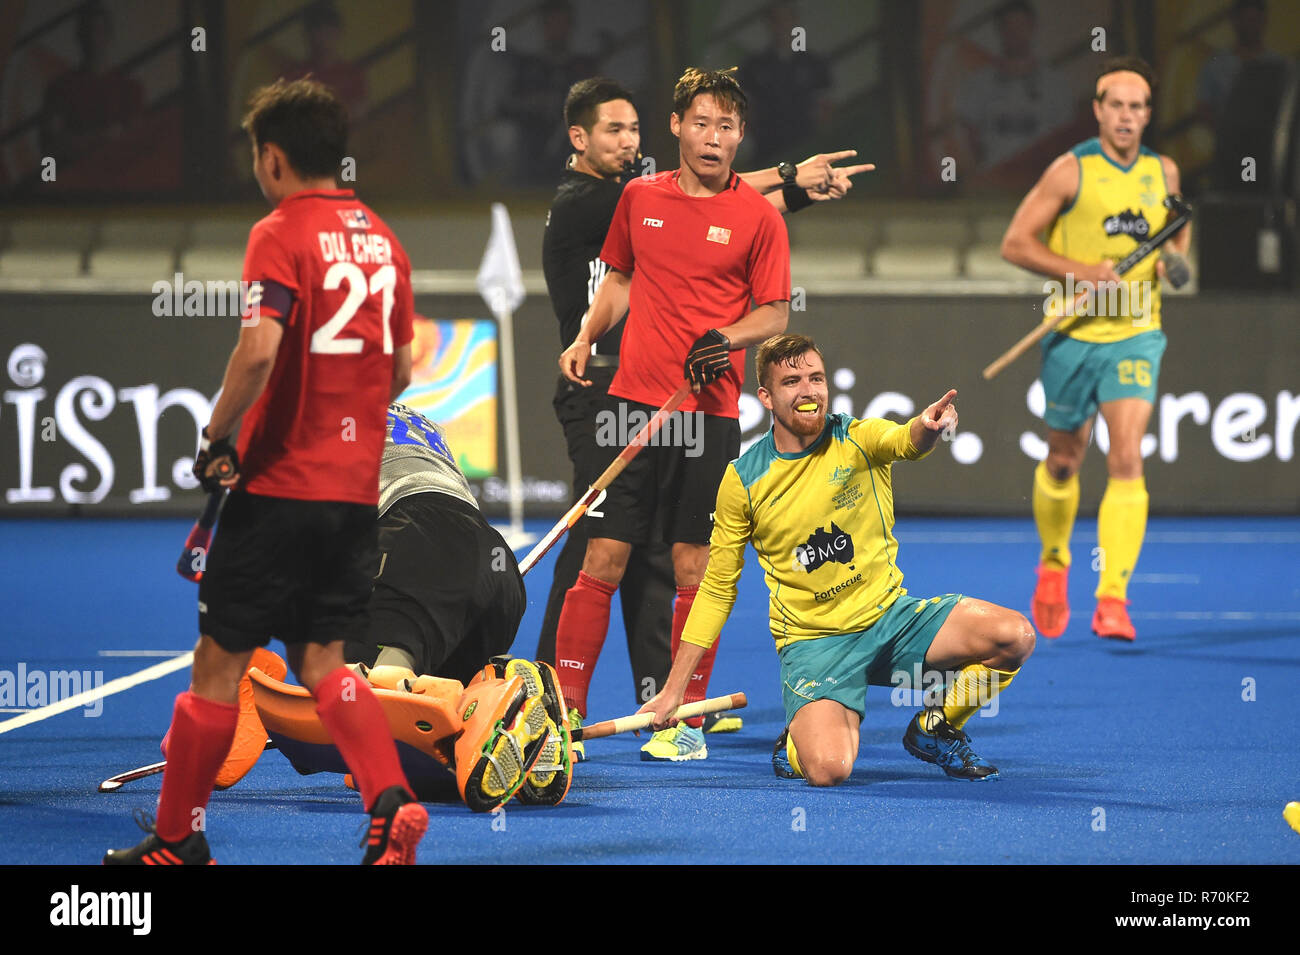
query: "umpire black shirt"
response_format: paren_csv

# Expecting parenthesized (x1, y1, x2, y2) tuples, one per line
(542, 167, 630, 356)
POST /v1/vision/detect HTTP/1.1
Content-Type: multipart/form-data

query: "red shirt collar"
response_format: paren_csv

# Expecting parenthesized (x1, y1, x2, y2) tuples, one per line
(670, 169, 740, 192)
(280, 188, 356, 205)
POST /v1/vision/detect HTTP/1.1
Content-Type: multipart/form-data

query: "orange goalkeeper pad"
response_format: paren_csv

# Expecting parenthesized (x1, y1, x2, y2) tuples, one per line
(214, 647, 287, 789)
(249, 664, 462, 768)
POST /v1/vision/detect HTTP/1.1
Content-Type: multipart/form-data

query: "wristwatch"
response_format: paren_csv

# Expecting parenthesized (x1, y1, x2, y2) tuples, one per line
(777, 160, 798, 184)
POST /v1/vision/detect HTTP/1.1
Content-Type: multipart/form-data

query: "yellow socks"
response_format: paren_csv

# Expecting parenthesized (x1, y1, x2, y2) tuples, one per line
(921, 664, 1019, 731)
(786, 732, 804, 778)
(1033, 461, 1079, 570)
(1096, 476, 1148, 600)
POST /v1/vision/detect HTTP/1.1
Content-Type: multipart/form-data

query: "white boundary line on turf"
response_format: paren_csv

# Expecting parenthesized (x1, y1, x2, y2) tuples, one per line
(900, 532, 1300, 544)
(0, 652, 193, 735)
(1129, 611, 1300, 621)
(97, 650, 191, 657)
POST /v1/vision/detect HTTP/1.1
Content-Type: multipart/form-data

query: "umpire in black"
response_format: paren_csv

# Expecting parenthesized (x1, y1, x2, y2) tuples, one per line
(535, 78, 675, 707)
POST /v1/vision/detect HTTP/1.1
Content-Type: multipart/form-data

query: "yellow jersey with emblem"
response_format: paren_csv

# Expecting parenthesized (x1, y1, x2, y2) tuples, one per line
(681, 413, 929, 653)
(1046, 138, 1167, 342)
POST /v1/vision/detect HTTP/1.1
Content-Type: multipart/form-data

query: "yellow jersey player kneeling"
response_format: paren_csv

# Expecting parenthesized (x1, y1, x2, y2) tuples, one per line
(638, 335, 1035, 785)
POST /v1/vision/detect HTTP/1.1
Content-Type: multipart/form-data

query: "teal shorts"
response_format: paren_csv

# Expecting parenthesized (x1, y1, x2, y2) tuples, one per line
(778, 593, 962, 726)
(1040, 330, 1166, 432)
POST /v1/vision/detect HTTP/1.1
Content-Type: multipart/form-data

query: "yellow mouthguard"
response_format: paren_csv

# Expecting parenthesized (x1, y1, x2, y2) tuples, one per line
(797, 403, 818, 412)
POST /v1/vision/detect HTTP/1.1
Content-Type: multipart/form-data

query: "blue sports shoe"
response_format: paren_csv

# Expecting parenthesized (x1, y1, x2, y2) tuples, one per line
(902, 711, 999, 781)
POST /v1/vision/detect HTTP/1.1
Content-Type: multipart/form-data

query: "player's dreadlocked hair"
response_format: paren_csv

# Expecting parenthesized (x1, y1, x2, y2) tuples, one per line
(1094, 56, 1156, 106)
(241, 77, 348, 179)
(673, 67, 747, 123)
(756, 334, 824, 390)
(564, 77, 636, 131)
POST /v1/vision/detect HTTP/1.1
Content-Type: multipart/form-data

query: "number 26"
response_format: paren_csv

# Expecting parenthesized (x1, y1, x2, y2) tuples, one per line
(1117, 359, 1151, 387)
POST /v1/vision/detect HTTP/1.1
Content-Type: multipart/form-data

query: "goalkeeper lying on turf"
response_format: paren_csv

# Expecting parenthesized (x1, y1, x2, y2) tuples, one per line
(173, 403, 573, 811)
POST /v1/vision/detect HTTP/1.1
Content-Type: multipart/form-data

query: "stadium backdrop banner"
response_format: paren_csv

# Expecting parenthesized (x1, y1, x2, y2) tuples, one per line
(1, 292, 1296, 517)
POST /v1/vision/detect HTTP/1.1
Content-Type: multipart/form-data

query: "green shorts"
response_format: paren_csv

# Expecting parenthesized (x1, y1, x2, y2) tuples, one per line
(1040, 330, 1166, 432)
(778, 593, 962, 726)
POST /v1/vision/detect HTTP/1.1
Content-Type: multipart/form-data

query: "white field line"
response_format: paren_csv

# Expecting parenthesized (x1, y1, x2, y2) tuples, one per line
(0, 652, 193, 735)
(900, 532, 1300, 544)
(97, 650, 191, 657)
(1129, 611, 1300, 621)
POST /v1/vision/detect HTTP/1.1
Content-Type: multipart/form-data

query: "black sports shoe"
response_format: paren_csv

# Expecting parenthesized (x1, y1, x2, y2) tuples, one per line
(103, 810, 216, 865)
(901, 710, 1000, 781)
(771, 727, 800, 779)
(361, 786, 428, 865)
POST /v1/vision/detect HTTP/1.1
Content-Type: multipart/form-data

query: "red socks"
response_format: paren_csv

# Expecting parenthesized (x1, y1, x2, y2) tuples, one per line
(313, 667, 410, 812)
(670, 584, 717, 728)
(555, 571, 617, 717)
(155, 691, 238, 843)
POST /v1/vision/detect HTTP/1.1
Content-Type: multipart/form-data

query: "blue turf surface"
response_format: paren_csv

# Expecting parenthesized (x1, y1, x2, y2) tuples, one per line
(2, 515, 1298, 864)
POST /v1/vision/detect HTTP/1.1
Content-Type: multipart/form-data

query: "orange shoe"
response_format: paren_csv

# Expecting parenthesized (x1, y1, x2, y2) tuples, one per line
(1032, 565, 1070, 638)
(1093, 597, 1136, 642)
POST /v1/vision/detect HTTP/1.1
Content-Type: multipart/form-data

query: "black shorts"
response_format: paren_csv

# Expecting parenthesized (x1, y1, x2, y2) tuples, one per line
(199, 491, 378, 653)
(588, 395, 740, 545)
(344, 492, 524, 685)
(554, 367, 620, 494)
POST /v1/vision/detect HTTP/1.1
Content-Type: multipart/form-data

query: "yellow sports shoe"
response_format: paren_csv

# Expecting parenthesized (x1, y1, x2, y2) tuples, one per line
(506, 660, 573, 806)
(702, 711, 744, 733)
(639, 723, 708, 762)
(568, 708, 586, 763)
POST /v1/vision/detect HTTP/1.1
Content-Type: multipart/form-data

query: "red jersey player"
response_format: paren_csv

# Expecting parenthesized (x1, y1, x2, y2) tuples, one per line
(556, 67, 791, 761)
(105, 79, 425, 865)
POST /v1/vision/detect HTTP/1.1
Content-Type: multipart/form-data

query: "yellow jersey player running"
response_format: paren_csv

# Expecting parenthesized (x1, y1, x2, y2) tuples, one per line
(1001, 56, 1191, 642)
(638, 335, 1035, 785)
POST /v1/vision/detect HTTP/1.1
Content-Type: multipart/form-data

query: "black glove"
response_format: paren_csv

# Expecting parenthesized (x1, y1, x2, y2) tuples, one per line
(1162, 251, 1190, 289)
(684, 329, 732, 390)
(194, 427, 239, 492)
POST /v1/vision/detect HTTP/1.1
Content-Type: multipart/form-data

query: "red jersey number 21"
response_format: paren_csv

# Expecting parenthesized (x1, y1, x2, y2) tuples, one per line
(312, 262, 397, 355)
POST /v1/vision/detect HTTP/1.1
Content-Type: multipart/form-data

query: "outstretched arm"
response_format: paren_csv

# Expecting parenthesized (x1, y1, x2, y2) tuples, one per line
(748, 151, 877, 212)
(910, 389, 958, 456)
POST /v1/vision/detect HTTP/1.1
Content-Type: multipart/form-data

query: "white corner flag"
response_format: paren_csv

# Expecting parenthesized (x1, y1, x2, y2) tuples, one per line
(477, 203, 526, 315)
(476, 203, 533, 551)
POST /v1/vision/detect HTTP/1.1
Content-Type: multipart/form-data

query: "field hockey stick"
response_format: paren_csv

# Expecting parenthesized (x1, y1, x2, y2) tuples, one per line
(518, 384, 691, 577)
(982, 194, 1192, 380)
(97, 742, 279, 792)
(572, 692, 748, 741)
(176, 488, 226, 582)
